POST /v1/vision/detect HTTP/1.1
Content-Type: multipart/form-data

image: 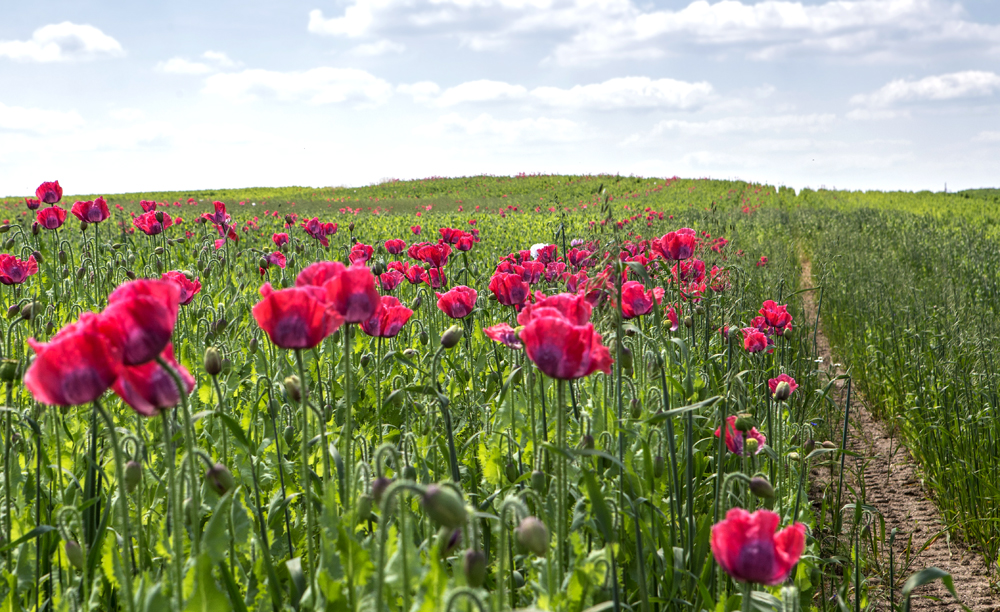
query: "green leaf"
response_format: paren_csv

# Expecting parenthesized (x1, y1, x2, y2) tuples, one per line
(581, 468, 616, 544)
(183, 553, 230, 612)
(901, 567, 971, 612)
(203, 492, 234, 565)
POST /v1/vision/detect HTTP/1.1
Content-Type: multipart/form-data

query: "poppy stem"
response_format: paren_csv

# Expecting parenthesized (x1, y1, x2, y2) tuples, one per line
(742, 582, 753, 612)
(161, 411, 183, 610)
(293, 349, 316, 598)
(93, 399, 136, 612)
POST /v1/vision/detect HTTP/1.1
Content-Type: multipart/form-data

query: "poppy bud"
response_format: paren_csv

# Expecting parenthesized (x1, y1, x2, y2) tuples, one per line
(787, 451, 801, 462)
(360, 353, 371, 368)
(248, 336, 258, 354)
(514, 516, 549, 556)
(411, 295, 422, 310)
(258, 257, 268, 269)
(463, 549, 487, 588)
(124, 460, 142, 493)
(822, 441, 837, 449)
(744, 438, 760, 455)
(357, 493, 373, 522)
(683, 316, 693, 328)
(112, 243, 123, 250)
(205, 463, 236, 495)
(58, 250, 67, 265)
(204, 347, 222, 376)
(284, 375, 302, 402)
(31, 250, 42, 264)
(695, 305, 705, 315)
(65, 540, 85, 570)
(750, 476, 775, 500)
(76, 266, 85, 280)
(154, 247, 165, 255)
(620, 346, 633, 371)
(402, 465, 417, 481)
(349, 222, 355, 232)
(441, 325, 464, 349)
(61, 266, 69, 279)
(505, 461, 519, 483)
(630, 397, 641, 419)
(0, 225, 8, 234)
(653, 455, 665, 479)
(803, 439, 816, 455)
(773, 381, 792, 402)
(21, 301, 38, 321)
(734, 414, 754, 432)
(155, 211, 164, 223)
(421, 485, 467, 529)
(512, 570, 525, 588)
(530, 470, 546, 493)
(32, 222, 39, 236)
(0, 359, 19, 382)
(283, 426, 295, 446)
(3, 238, 13, 249)
(126, 270, 137, 280)
(46, 320, 55, 334)
(403, 348, 419, 359)
(419, 330, 428, 346)
(371, 476, 392, 505)
(5, 304, 17, 319)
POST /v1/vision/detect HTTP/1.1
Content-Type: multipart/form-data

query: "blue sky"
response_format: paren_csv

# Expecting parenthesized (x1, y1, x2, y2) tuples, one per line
(2, 0, 1000, 195)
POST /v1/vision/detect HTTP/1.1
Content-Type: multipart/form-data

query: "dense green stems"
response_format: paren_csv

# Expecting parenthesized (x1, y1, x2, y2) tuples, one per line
(294, 349, 316, 596)
(4, 383, 11, 568)
(161, 411, 183, 611)
(156, 355, 202, 555)
(555, 379, 568, 586)
(94, 400, 136, 612)
(343, 326, 354, 515)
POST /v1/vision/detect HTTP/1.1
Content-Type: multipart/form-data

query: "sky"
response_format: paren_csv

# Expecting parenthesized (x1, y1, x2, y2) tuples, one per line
(2, 0, 1000, 196)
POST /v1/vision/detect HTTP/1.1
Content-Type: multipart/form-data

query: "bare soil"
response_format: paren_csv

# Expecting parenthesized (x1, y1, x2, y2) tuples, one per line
(800, 256, 997, 611)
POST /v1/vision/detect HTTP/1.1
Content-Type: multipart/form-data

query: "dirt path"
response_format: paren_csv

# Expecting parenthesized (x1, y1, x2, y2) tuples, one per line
(800, 257, 997, 611)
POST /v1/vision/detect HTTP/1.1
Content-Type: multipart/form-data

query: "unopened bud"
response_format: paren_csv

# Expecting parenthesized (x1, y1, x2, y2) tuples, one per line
(360, 353, 371, 368)
(0, 359, 18, 382)
(787, 451, 801, 462)
(5, 304, 17, 319)
(773, 381, 792, 402)
(734, 414, 754, 432)
(653, 455, 665, 479)
(421, 485, 467, 529)
(531, 470, 546, 492)
(441, 325, 464, 349)
(514, 516, 549, 556)
(58, 250, 67, 265)
(31, 250, 42, 264)
(411, 296, 422, 310)
(580, 434, 594, 450)
(463, 549, 487, 588)
(749, 476, 775, 499)
(822, 440, 837, 449)
(357, 493, 373, 522)
(124, 460, 142, 493)
(505, 461, 520, 483)
(803, 439, 816, 455)
(371, 476, 392, 505)
(402, 465, 417, 481)
(204, 347, 222, 376)
(21, 301, 39, 321)
(155, 211, 164, 223)
(65, 541, 85, 570)
(284, 375, 302, 402)
(419, 330, 429, 346)
(248, 337, 258, 354)
(683, 316, 693, 328)
(205, 463, 236, 496)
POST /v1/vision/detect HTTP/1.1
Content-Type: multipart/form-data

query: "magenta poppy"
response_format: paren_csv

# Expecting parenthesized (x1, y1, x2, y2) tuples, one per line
(421, 267, 446, 289)
(715, 415, 766, 456)
(404, 266, 424, 285)
(567, 248, 591, 269)
(455, 235, 474, 252)
(566, 271, 588, 293)
(252, 283, 342, 349)
(101, 279, 181, 365)
(414, 243, 451, 268)
(488, 273, 529, 306)
(265, 251, 286, 269)
(652, 228, 696, 261)
(711, 508, 805, 585)
(410, 225, 421, 235)
(112, 344, 195, 416)
(768, 373, 798, 398)
(133, 211, 173, 236)
(71, 197, 110, 224)
(533, 244, 557, 264)
(35, 181, 62, 204)
(360, 296, 413, 338)
(24, 312, 122, 406)
(483, 323, 523, 350)
(385, 239, 406, 254)
(544, 262, 566, 282)
(518, 292, 592, 327)
(140, 200, 158, 213)
(272, 232, 290, 247)
(378, 270, 404, 293)
(349, 243, 374, 265)
(36, 206, 67, 230)
(522, 261, 544, 285)
(742, 327, 768, 353)
(324, 264, 381, 323)
(519, 316, 612, 380)
(301, 217, 330, 247)
(759, 300, 792, 334)
(25, 198, 40, 211)
(672, 258, 706, 283)
(0, 254, 38, 285)
(161, 271, 201, 305)
(436, 286, 477, 319)
(296, 261, 344, 288)
(619, 281, 658, 319)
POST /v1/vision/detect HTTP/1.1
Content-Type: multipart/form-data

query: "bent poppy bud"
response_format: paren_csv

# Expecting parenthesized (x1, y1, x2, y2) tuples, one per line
(422, 485, 467, 529)
(441, 324, 464, 349)
(514, 516, 549, 556)
(124, 460, 142, 493)
(204, 347, 222, 376)
(750, 476, 775, 500)
(65, 540, 85, 570)
(463, 549, 487, 588)
(206, 463, 236, 496)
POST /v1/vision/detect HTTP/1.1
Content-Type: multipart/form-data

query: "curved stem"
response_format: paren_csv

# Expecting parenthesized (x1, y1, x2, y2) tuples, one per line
(93, 400, 136, 612)
(294, 350, 316, 598)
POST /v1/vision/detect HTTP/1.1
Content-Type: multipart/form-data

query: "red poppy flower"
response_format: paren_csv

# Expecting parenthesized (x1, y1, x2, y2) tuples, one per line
(672, 258, 706, 283)
(567, 248, 591, 269)
(349, 243, 374, 265)
(544, 262, 566, 282)
(666, 303, 680, 331)
(71, 197, 110, 224)
(35, 181, 63, 204)
(652, 228, 696, 261)
(518, 292, 592, 326)
(619, 281, 659, 319)
(519, 315, 612, 380)
(0, 254, 38, 285)
(714, 415, 766, 456)
(759, 300, 792, 334)
(296, 261, 344, 288)
(25, 198, 41, 211)
(36, 206, 67, 230)
(522, 261, 544, 285)
(566, 271, 587, 293)
(436, 286, 477, 319)
(455, 235, 474, 252)
(404, 266, 424, 285)
(533, 244, 557, 264)
(253, 283, 342, 349)
(421, 267, 446, 289)
(488, 273, 529, 306)
(742, 327, 768, 353)
(414, 243, 451, 268)
(301, 217, 330, 246)
(161, 271, 201, 305)
(133, 211, 173, 235)
(272, 232, 290, 247)
(141, 200, 158, 213)
(410, 225, 421, 235)
(711, 508, 805, 586)
(768, 373, 798, 398)
(484, 323, 523, 349)
(438, 227, 465, 244)
(112, 344, 195, 416)
(385, 239, 406, 254)
(324, 264, 381, 323)
(265, 251, 286, 269)
(24, 312, 122, 406)
(102, 279, 181, 365)
(378, 269, 404, 292)
(360, 296, 412, 338)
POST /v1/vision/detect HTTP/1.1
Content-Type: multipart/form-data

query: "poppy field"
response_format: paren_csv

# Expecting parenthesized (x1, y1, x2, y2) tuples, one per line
(0, 175, 982, 612)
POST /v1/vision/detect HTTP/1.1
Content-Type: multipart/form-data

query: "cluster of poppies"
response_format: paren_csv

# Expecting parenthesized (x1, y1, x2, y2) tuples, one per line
(23, 279, 195, 415)
(741, 299, 794, 353)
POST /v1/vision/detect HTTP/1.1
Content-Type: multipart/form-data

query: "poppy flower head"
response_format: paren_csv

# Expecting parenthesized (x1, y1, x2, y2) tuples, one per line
(24, 312, 123, 406)
(714, 415, 766, 456)
(0, 254, 38, 285)
(272, 232, 290, 247)
(161, 271, 202, 305)
(517, 292, 592, 327)
(35, 181, 63, 204)
(711, 508, 805, 585)
(768, 373, 798, 398)
(742, 327, 768, 353)
(519, 316, 612, 380)
(421, 267, 447, 289)
(112, 343, 195, 416)
(36, 206, 67, 230)
(25, 198, 41, 211)
(102, 279, 182, 365)
(652, 229, 697, 261)
(71, 197, 111, 224)
(619, 281, 656, 319)
(349, 243, 374, 265)
(483, 323, 523, 350)
(360, 296, 413, 338)
(324, 264, 381, 323)
(133, 211, 173, 236)
(253, 283, 342, 349)
(488, 272, 529, 306)
(296, 261, 345, 288)
(378, 269, 404, 292)
(385, 238, 406, 254)
(436, 285, 477, 319)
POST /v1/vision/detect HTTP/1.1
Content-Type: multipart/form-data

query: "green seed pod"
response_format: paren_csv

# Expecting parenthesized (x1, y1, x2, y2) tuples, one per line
(512, 570, 525, 588)
(734, 414, 754, 432)
(530, 470, 546, 493)
(411, 295, 422, 310)
(65, 540, 85, 570)
(683, 316, 693, 328)
(463, 549, 487, 588)
(419, 330, 429, 346)
(283, 426, 295, 447)
(205, 463, 236, 496)
(402, 465, 417, 481)
(248, 337, 258, 354)
(421, 485, 467, 529)
(124, 460, 142, 493)
(749, 476, 775, 500)
(630, 397, 641, 419)
(357, 493, 373, 522)
(653, 455, 665, 479)
(505, 461, 519, 483)
(204, 347, 222, 376)
(0, 359, 19, 382)
(441, 325, 464, 349)
(773, 381, 792, 402)
(514, 516, 549, 556)
(3, 238, 13, 249)
(744, 438, 760, 455)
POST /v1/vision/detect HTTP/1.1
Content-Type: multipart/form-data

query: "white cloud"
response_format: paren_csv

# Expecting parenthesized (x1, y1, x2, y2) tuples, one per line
(0, 102, 84, 133)
(436, 80, 528, 106)
(349, 39, 405, 55)
(633, 113, 836, 140)
(0, 22, 123, 62)
(415, 112, 582, 142)
(845, 108, 910, 120)
(850, 71, 1000, 107)
(531, 77, 713, 110)
(157, 57, 215, 74)
(203, 67, 394, 105)
(202, 50, 238, 68)
(973, 131, 1000, 142)
(108, 108, 146, 122)
(397, 81, 442, 103)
